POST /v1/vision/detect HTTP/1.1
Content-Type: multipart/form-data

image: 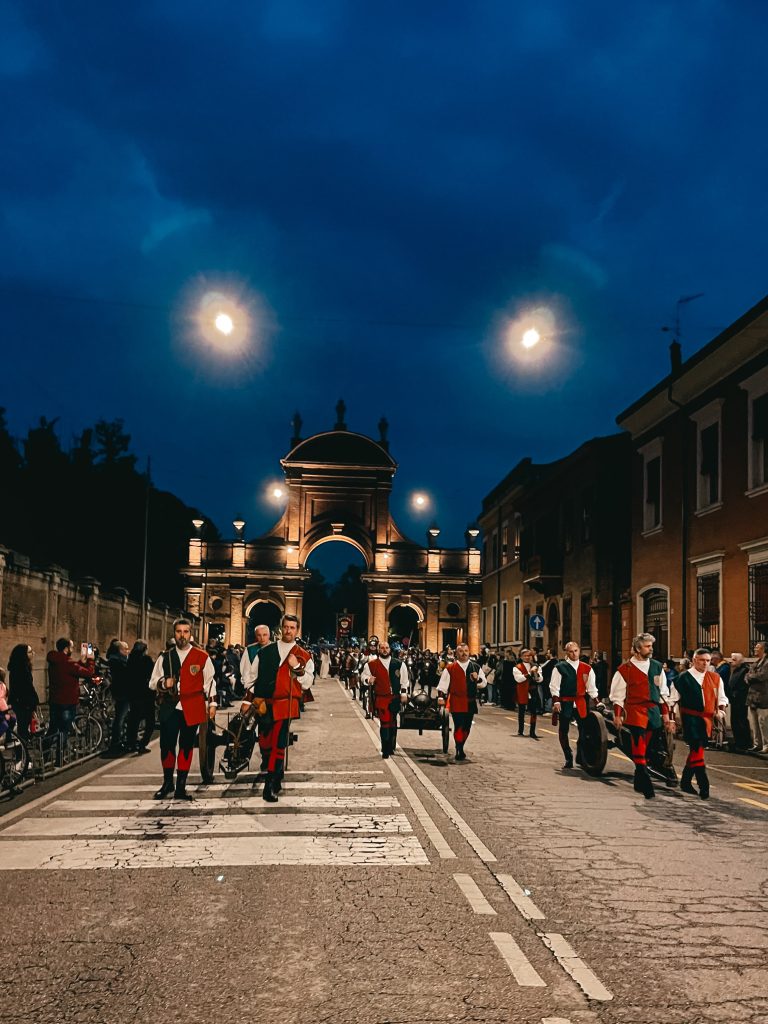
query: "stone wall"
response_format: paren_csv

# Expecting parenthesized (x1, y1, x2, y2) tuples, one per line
(0, 547, 182, 701)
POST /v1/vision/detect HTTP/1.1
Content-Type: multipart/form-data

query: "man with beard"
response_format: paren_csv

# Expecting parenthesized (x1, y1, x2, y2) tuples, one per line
(253, 614, 314, 803)
(671, 648, 728, 799)
(361, 640, 409, 757)
(437, 643, 487, 761)
(149, 617, 216, 801)
(609, 632, 675, 799)
(513, 648, 543, 739)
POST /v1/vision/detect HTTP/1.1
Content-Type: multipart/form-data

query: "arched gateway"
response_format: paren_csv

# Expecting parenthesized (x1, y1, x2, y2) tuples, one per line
(183, 413, 482, 652)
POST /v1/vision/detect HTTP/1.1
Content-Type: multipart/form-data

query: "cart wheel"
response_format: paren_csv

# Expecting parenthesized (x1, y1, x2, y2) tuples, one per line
(581, 710, 608, 776)
(441, 712, 450, 754)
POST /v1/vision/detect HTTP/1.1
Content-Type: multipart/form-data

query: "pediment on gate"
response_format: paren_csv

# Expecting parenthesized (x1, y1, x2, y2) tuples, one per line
(282, 431, 396, 470)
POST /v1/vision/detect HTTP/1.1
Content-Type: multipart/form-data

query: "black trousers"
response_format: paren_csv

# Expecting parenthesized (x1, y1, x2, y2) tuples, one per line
(127, 697, 155, 749)
(159, 709, 198, 773)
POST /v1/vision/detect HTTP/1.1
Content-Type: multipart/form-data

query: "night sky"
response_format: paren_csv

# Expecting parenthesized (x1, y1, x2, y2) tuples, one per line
(2, 2, 767, 571)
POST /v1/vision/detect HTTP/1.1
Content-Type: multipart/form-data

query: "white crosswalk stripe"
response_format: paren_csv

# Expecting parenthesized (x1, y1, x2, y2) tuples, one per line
(0, 768, 428, 869)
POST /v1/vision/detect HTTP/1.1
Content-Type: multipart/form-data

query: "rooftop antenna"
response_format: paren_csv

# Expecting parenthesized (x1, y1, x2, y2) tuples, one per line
(662, 293, 704, 374)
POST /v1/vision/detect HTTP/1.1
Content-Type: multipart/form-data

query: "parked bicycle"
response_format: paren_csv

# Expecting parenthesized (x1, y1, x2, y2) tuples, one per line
(0, 724, 30, 797)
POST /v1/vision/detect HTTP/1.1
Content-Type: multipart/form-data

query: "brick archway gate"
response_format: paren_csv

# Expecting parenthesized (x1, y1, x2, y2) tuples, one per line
(183, 418, 482, 651)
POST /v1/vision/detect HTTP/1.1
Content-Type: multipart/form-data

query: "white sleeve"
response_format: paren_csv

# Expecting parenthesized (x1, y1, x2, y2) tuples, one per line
(586, 668, 598, 699)
(717, 676, 728, 707)
(609, 671, 627, 707)
(669, 683, 680, 705)
(437, 668, 451, 695)
(657, 668, 671, 705)
(301, 658, 315, 690)
(513, 666, 527, 684)
(399, 663, 410, 691)
(477, 667, 487, 688)
(549, 667, 561, 697)
(361, 661, 373, 683)
(203, 656, 216, 702)
(148, 654, 165, 691)
(240, 649, 255, 688)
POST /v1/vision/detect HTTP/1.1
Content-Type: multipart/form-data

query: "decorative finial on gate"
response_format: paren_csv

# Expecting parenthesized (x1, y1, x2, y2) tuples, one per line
(335, 398, 347, 431)
(290, 411, 303, 447)
(378, 416, 389, 449)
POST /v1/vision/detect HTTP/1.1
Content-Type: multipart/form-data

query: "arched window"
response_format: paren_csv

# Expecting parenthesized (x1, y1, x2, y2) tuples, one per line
(641, 587, 669, 661)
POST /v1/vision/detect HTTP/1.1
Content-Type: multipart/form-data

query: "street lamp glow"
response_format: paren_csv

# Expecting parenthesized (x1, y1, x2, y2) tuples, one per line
(522, 327, 540, 349)
(272, 486, 284, 499)
(411, 491, 430, 513)
(215, 312, 234, 335)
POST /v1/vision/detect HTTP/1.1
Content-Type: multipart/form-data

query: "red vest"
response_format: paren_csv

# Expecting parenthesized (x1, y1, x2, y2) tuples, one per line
(557, 659, 591, 718)
(272, 644, 312, 721)
(515, 662, 531, 705)
(368, 658, 396, 699)
(616, 661, 664, 729)
(179, 647, 210, 727)
(445, 662, 476, 714)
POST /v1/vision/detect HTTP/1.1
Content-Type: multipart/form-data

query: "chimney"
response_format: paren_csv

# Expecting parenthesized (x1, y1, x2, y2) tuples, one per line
(669, 340, 682, 375)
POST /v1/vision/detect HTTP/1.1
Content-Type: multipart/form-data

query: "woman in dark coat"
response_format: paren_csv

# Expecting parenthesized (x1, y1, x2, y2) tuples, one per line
(7, 644, 39, 738)
(125, 641, 156, 753)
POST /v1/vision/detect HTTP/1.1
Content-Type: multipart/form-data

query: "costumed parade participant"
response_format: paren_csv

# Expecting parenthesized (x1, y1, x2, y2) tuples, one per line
(437, 643, 486, 761)
(513, 648, 543, 739)
(549, 641, 597, 769)
(149, 617, 216, 801)
(670, 648, 728, 800)
(215, 623, 273, 774)
(361, 640, 409, 758)
(609, 632, 675, 799)
(255, 614, 314, 803)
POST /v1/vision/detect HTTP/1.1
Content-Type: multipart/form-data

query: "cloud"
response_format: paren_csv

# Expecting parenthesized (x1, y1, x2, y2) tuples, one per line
(540, 243, 607, 289)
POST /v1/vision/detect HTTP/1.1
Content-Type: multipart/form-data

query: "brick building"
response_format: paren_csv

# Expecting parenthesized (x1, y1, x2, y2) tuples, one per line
(478, 434, 631, 664)
(616, 295, 768, 660)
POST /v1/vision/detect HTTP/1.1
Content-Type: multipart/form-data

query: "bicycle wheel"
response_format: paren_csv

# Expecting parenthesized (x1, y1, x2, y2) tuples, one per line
(74, 715, 103, 753)
(0, 736, 29, 791)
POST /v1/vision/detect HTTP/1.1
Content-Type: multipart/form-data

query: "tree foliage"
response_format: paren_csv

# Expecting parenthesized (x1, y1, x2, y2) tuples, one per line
(0, 410, 217, 606)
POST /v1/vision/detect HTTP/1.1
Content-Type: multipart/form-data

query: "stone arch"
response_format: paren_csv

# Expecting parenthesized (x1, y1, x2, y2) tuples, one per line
(300, 531, 372, 570)
(637, 584, 670, 661)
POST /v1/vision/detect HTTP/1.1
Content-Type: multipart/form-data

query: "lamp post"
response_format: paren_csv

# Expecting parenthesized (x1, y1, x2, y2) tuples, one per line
(192, 518, 207, 645)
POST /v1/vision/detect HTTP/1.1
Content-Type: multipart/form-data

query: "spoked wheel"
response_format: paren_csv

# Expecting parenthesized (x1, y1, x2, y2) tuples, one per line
(441, 711, 450, 754)
(1, 736, 29, 793)
(74, 714, 103, 754)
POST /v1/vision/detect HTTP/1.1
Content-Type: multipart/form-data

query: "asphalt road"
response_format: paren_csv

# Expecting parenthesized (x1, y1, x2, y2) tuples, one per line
(2, 678, 767, 1024)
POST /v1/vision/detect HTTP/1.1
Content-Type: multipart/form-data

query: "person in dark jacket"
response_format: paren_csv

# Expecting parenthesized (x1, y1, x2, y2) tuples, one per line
(103, 641, 131, 756)
(726, 653, 752, 752)
(8, 644, 40, 738)
(47, 638, 95, 752)
(125, 640, 156, 753)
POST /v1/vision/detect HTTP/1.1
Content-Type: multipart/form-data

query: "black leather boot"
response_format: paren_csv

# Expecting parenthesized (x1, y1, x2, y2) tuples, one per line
(680, 765, 697, 794)
(455, 742, 466, 761)
(694, 767, 710, 800)
(272, 772, 283, 794)
(517, 707, 525, 736)
(633, 765, 655, 799)
(174, 770, 193, 801)
(154, 770, 174, 800)
(262, 773, 279, 803)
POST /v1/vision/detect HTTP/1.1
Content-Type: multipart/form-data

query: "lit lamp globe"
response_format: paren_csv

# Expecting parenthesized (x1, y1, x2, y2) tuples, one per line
(522, 328, 540, 349)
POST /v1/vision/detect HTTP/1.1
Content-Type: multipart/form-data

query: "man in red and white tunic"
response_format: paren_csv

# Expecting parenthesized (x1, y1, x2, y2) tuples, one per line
(513, 648, 543, 739)
(437, 643, 487, 761)
(149, 617, 216, 801)
(256, 614, 314, 802)
(609, 632, 675, 799)
(550, 641, 597, 769)
(670, 648, 728, 800)
(361, 640, 409, 758)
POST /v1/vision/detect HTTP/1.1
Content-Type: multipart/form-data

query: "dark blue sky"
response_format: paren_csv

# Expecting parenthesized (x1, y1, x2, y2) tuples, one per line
(2, 1, 767, 560)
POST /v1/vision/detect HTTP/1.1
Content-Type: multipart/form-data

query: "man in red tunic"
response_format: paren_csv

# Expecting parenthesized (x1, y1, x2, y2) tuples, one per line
(437, 642, 487, 761)
(513, 649, 543, 739)
(550, 641, 597, 769)
(670, 648, 728, 799)
(149, 617, 216, 801)
(256, 614, 314, 802)
(609, 632, 675, 799)
(361, 640, 409, 758)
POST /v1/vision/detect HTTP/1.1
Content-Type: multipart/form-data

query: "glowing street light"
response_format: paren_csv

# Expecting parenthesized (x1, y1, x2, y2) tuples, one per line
(522, 327, 540, 349)
(272, 486, 284, 499)
(215, 312, 234, 336)
(411, 491, 430, 513)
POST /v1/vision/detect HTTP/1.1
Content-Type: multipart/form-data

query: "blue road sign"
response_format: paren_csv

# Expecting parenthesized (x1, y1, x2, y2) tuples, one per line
(529, 614, 545, 632)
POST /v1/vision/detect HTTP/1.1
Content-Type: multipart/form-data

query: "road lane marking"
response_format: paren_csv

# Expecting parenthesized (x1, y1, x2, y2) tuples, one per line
(453, 873, 497, 915)
(340, 680, 457, 859)
(397, 754, 498, 862)
(49, 796, 401, 811)
(495, 873, 546, 920)
(489, 933, 546, 987)
(739, 797, 768, 811)
(0, 834, 429, 870)
(538, 933, 613, 1001)
(1, 813, 414, 837)
(734, 781, 768, 794)
(77, 782, 391, 792)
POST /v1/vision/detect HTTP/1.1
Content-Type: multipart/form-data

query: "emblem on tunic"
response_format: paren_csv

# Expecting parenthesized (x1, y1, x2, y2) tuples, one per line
(190, 664, 200, 675)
